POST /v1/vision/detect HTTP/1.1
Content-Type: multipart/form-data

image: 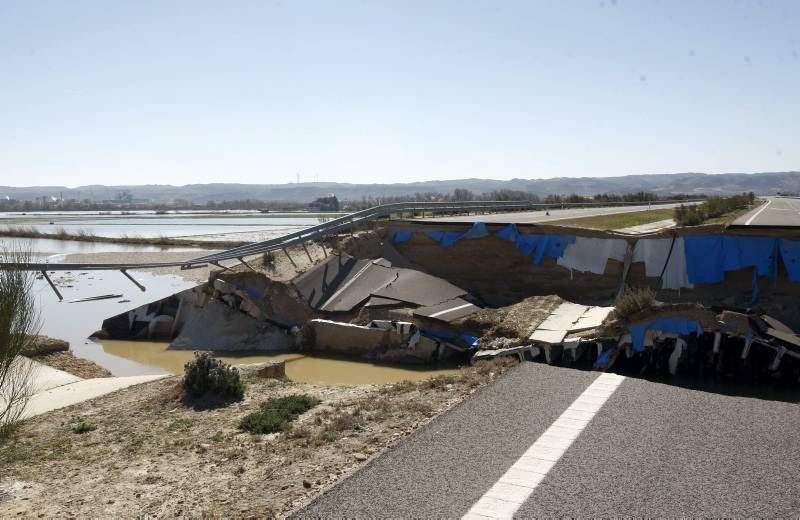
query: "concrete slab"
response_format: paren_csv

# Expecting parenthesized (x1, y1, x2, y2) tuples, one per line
(19, 357, 82, 394)
(550, 302, 589, 317)
(21, 375, 167, 419)
(319, 263, 398, 312)
(364, 296, 405, 308)
(571, 306, 614, 332)
(292, 254, 371, 309)
(413, 298, 479, 323)
(373, 268, 467, 307)
(529, 329, 567, 344)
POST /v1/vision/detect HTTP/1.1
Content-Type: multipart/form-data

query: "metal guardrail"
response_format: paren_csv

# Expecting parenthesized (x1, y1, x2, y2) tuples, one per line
(0, 198, 699, 299)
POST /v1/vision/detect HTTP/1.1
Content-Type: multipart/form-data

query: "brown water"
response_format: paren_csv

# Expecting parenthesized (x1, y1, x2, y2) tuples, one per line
(97, 340, 460, 384)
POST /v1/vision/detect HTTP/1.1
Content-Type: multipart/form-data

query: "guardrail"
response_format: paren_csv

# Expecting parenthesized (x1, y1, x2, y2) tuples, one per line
(0, 199, 699, 299)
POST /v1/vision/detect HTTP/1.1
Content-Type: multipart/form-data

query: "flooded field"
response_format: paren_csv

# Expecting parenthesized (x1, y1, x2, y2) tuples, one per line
(3, 236, 207, 256)
(98, 340, 459, 384)
(0, 211, 335, 239)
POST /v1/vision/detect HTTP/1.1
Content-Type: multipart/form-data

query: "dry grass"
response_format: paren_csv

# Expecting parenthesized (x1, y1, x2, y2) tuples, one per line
(0, 357, 518, 518)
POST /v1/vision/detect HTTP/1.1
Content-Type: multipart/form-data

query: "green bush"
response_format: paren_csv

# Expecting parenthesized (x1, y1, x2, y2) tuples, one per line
(182, 352, 245, 401)
(239, 394, 319, 434)
(71, 421, 96, 434)
(674, 194, 752, 226)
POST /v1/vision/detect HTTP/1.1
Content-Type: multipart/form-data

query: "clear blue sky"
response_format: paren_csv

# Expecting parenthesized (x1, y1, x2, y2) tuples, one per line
(1, 0, 797, 187)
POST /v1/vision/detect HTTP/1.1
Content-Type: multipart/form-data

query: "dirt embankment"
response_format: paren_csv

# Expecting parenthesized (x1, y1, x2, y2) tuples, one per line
(0, 358, 515, 518)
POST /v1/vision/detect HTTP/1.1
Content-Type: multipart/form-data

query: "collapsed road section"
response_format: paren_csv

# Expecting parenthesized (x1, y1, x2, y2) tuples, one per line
(95, 220, 800, 387)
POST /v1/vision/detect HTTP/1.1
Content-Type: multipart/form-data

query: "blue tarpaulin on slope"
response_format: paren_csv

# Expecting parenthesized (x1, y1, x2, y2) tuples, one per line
(779, 239, 800, 282)
(424, 221, 489, 248)
(390, 230, 413, 243)
(494, 225, 575, 265)
(628, 318, 703, 352)
(684, 236, 779, 283)
(495, 223, 520, 242)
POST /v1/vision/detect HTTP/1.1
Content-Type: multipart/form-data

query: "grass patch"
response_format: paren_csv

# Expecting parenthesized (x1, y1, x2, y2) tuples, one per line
(71, 421, 97, 434)
(614, 286, 656, 320)
(548, 208, 675, 230)
(239, 394, 319, 434)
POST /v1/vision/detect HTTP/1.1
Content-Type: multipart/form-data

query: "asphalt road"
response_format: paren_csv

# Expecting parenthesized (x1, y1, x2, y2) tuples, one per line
(732, 197, 800, 227)
(296, 362, 800, 517)
(424, 202, 689, 225)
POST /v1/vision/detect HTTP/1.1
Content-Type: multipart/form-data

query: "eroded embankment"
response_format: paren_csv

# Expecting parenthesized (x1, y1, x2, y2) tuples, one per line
(95, 222, 800, 387)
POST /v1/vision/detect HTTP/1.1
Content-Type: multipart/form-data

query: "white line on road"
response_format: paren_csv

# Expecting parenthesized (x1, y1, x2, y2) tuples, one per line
(429, 302, 474, 318)
(744, 199, 772, 225)
(462, 373, 626, 520)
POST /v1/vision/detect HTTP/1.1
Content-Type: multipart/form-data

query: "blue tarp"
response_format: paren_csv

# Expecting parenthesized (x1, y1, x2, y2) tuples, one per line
(779, 239, 800, 282)
(390, 230, 413, 243)
(494, 225, 575, 265)
(421, 329, 480, 349)
(495, 223, 520, 242)
(424, 221, 489, 248)
(592, 349, 614, 370)
(684, 236, 779, 284)
(628, 318, 703, 352)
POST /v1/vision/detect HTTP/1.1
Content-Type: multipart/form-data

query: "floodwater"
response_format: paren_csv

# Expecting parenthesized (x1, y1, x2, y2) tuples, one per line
(1, 212, 334, 239)
(2, 236, 206, 256)
(28, 257, 458, 384)
(98, 340, 460, 385)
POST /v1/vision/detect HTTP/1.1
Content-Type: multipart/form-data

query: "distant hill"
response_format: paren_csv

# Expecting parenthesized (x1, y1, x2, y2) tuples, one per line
(2, 171, 798, 203)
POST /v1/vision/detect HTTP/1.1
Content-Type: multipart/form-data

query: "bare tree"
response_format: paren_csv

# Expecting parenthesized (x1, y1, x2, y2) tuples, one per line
(0, 245, 39, 438)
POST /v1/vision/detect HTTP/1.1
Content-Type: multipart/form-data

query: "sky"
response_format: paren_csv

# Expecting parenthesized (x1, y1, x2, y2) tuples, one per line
(0, 0, 798, 187)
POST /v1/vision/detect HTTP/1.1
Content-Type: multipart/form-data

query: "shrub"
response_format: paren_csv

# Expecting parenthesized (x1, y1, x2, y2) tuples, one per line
(239, 394, 319, 434)
(182, 352, 245, 401)
(71, 421, 96, 434)
(674, 194, 752, 226)
(614, 286, 656, 320)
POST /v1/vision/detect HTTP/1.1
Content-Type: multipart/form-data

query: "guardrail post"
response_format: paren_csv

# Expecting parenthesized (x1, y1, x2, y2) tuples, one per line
(120, 269, 146, 292)
(40, 270, 63, 301)
(301, 242, 314, 263)
(282, 248, 297, 268)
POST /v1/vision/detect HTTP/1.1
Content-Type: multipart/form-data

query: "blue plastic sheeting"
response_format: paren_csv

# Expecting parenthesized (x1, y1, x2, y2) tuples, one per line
(684, 236, 779, 284)
(495, 223, 520, 242)
(459, 221, 490, 240)
(592, 349, 614, 370)
(779, 239, 800, 282)
(422, 328, 480, 349)
(424, 221, 490, 247)
(425, 231, 464, 247)
(494, 225, 575, 265)
(390, 230, 413, 243)
(628, 318, 703, 352)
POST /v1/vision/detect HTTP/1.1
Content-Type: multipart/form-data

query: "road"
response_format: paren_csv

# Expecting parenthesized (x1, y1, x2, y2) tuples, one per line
(732, 197, 800, 227)
(296, 362, 800, 518)
(423, 202, 689, 225)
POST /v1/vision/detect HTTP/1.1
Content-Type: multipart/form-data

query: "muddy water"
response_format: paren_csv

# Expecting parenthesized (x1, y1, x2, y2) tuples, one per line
(97, 340, 460, 385)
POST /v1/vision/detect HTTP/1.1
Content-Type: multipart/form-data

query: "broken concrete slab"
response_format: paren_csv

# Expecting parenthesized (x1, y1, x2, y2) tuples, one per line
(761, 315, 795, 335)
(372, 268, 466, 307)
(317, 262, 399, 312)
(293, 254, 372, 310)
(171, 300, 292, 351)
(571, 306, 614, 332)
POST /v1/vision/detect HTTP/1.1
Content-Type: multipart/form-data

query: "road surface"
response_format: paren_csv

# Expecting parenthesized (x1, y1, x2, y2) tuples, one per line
(423, 202, 689, 225)
(732, 197, 800, 227)
(296, 362, 800, 518)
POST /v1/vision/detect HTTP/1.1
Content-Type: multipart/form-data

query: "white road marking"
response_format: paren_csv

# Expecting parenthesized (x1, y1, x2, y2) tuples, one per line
(744, 199, 772, 225)
(462, 373, 626, 520)
(429, 302, 474, 318)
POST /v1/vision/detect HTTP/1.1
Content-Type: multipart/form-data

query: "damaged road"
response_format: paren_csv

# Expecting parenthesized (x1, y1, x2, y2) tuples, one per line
(297, 362, 800, 518)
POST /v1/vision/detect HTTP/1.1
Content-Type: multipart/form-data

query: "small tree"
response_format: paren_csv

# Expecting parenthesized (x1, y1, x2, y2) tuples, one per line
(0, 245, 39, 438)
